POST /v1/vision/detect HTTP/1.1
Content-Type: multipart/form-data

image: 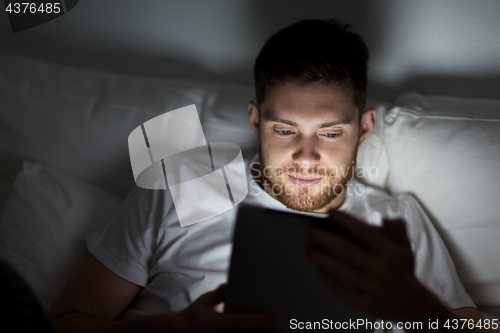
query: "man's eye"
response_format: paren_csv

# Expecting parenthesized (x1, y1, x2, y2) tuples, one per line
(322, 132, 342, 138)
(275, 129, 295, 136)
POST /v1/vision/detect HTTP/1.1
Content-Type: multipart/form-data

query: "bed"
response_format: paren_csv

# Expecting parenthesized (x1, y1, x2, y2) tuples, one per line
(0, 54, 499, 327)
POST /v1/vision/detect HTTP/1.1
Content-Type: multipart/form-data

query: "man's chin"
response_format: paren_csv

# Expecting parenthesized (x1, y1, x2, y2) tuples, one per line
(275, 193, 335, 212)
(270, 181, 338, 212)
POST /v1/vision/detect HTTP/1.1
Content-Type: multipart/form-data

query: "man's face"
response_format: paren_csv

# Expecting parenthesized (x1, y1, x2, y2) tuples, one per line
(249, 81, 373, 213)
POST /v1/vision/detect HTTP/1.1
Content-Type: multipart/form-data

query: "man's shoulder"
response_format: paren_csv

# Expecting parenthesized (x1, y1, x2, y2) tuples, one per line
(353, 178, 420, 207)
(349, 178, 425, 226)
(116, 184, 178, 229)
(350, 178, 398, 211)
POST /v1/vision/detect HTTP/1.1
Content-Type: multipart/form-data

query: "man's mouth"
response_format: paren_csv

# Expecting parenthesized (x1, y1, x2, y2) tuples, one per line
(288, 174, 323, 187)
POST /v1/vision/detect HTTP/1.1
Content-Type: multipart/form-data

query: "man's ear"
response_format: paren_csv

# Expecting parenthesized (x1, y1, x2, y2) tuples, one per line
(248, 101, 260, 139)
(358, 108, 375, 146)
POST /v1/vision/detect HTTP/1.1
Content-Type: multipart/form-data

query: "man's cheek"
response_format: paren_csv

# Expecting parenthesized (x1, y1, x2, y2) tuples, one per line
(263, 143, 290, 165)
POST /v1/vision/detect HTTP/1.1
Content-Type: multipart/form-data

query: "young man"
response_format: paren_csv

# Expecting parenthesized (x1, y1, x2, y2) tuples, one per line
(47, 19, 488, 332)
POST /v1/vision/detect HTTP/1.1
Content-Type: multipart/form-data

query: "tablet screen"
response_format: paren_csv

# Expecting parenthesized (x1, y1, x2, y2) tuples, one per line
(224, 204, 376, 332)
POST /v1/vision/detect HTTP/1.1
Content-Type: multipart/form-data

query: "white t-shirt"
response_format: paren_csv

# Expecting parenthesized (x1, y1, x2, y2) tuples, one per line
(87, 154, 475, 319)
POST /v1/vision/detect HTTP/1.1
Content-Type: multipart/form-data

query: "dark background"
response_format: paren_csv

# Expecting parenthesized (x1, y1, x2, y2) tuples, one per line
(1, 0, 499, 101)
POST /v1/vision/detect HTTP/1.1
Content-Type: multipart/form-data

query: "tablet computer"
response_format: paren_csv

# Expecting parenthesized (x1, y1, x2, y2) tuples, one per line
(224, 204, 376, 332)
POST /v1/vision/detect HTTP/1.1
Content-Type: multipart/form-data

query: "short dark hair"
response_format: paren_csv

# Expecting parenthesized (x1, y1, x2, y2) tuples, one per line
(253, 18, 370, 114)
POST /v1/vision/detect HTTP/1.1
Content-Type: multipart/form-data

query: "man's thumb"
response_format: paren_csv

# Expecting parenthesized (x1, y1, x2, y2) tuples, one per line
(197, 283, 227, 306)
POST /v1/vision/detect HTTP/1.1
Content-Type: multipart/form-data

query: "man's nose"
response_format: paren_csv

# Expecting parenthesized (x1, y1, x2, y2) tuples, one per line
(291, 137, 320, 167)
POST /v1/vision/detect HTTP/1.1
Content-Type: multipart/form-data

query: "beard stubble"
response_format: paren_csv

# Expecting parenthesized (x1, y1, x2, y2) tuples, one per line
(256, 143, 358, 212)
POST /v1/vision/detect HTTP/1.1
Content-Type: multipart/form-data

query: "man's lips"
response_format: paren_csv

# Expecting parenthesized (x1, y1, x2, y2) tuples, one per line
(288, 174, 323, 187)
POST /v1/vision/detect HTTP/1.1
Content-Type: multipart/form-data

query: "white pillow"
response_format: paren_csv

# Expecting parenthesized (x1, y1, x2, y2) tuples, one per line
(383, 93, 500, 314)
(0, 55, 257, 197)
(0, 55, 392, 198)
(0, 161, 123, 310)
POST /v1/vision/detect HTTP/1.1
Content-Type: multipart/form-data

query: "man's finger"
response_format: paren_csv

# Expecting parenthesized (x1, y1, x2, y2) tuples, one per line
(306, 244, 370, 292)
(327, 210, 393, 253)
(315, 266, 368, 311)
(306, 228, 374, 271)
(196, 283, 226, 306)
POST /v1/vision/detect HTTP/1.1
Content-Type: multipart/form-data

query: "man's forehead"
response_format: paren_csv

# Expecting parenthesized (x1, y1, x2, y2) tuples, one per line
(259, 81, 359, 122)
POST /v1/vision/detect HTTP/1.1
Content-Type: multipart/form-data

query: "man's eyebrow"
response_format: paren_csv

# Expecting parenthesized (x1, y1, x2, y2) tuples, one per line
(263, 115, 354, 128)
(317, 119, 354, 128)
(264, 116, 296, 126)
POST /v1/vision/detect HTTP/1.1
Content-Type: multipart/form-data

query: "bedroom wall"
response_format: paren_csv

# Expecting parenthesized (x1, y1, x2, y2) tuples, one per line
(1, 0, 499, 101)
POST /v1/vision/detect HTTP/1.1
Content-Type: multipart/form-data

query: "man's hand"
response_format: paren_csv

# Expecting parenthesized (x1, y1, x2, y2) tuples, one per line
(166, 283, 276, 332)
(304, 210, 491, 332)
(304, 210, 424, 322)
(48, 254, 276, 333)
